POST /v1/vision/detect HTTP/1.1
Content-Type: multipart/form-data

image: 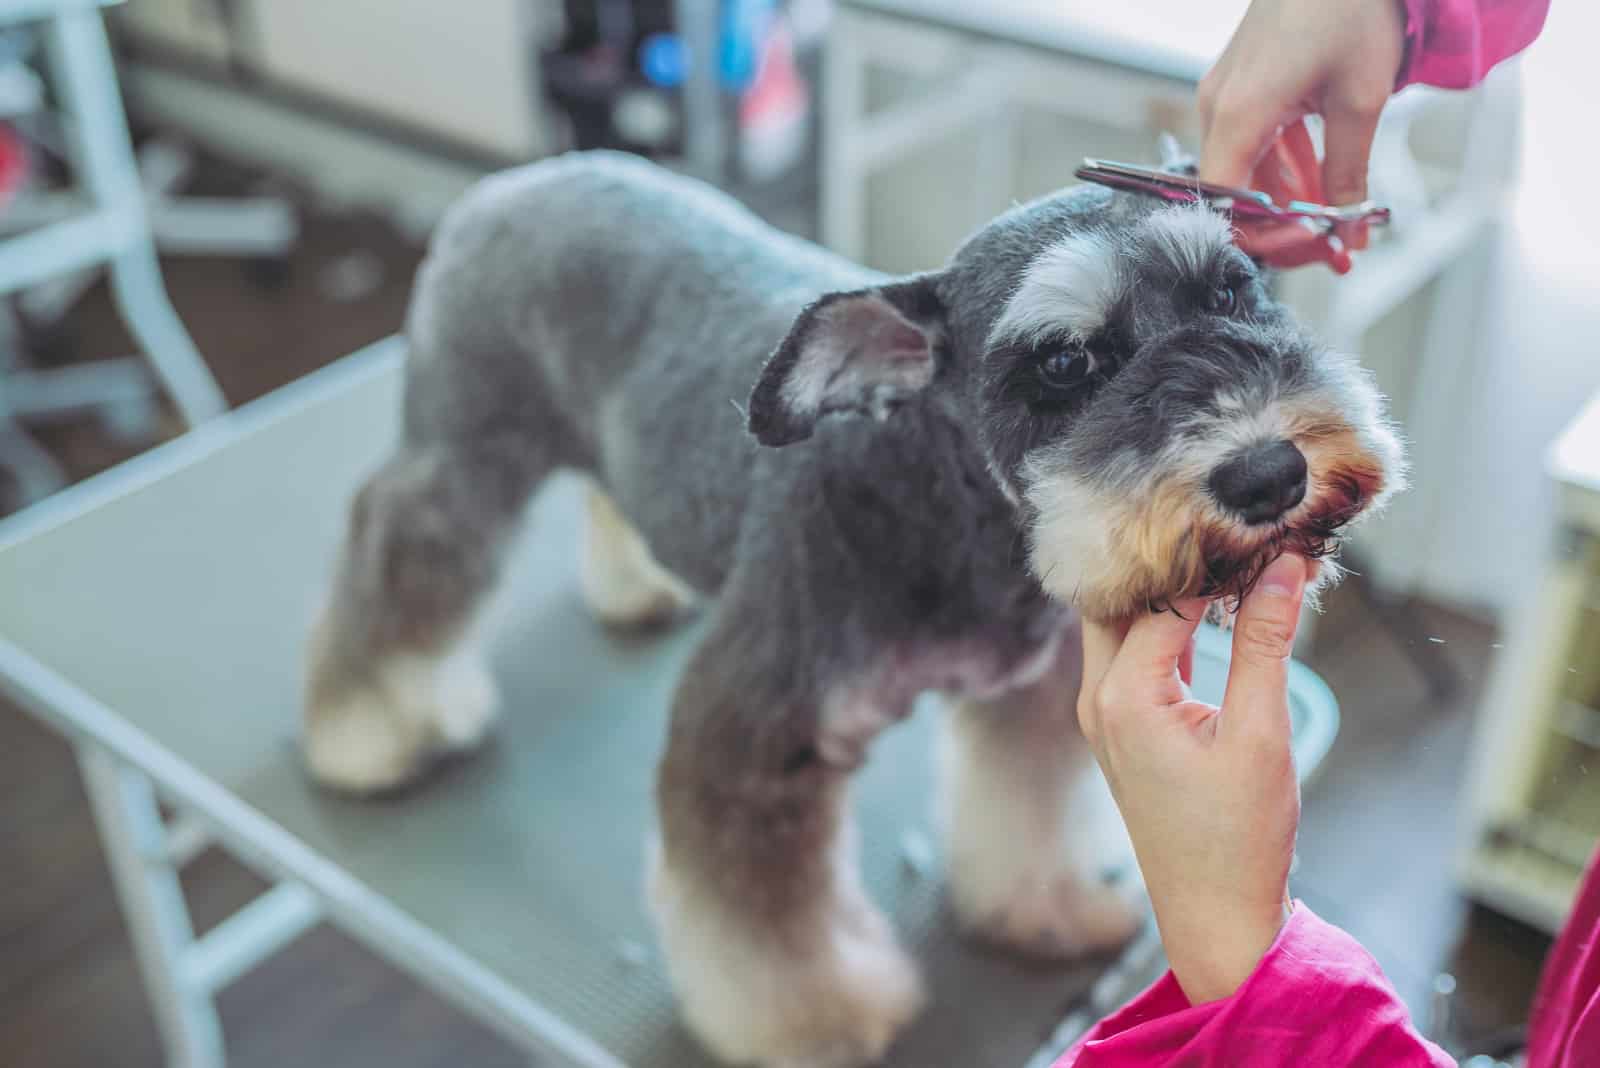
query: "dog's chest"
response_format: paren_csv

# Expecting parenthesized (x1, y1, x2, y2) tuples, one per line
(814, 620, 1068, 768)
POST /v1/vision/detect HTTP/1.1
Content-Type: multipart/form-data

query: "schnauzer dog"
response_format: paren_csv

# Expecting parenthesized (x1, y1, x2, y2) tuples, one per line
(303, 151, 1402, 1066)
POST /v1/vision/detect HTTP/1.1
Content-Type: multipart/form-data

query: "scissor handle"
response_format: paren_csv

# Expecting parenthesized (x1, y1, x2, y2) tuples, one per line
(1075, 159, 1391, 229)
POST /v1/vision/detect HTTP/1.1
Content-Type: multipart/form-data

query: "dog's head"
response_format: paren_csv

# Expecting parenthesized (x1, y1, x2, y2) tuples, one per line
(747, 188, 1404, 621)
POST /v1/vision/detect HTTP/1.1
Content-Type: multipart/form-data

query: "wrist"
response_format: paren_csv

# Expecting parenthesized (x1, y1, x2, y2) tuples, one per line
(1156, 896, 1292, 1005)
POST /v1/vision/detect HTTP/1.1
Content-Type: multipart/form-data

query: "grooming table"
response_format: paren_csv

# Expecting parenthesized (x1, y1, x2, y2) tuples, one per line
(0, 339, 1340, 1068)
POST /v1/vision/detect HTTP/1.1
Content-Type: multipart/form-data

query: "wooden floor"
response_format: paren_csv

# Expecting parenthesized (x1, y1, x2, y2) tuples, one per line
(0, 157, 1553, 1066)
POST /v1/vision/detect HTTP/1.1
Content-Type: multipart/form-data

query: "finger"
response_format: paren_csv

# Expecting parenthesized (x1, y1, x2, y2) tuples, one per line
(1271, 235, 1350, 273)
(1081, 618, 1126, 689)
(1199, 90, 1293, 188)
(1235, 222, 1348, 271)
(1333, 218, 1370, 252)
(1248, 120, 1321, 207)
(1221, 555, 1309, 744)
(1321, 95, 1384, 208)
(1115, 599, 1207, 693)
(1276, 118, 1325, 203)
(1236, 219, 1321, 258)
(1078, 617, 1128, 738)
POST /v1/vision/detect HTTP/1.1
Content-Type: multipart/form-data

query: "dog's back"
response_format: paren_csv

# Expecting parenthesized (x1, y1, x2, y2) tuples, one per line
(398, 151, 879, 590)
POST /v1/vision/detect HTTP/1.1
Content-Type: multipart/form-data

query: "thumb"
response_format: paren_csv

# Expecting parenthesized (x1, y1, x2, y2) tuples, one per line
(1221, 555, 1308, 742)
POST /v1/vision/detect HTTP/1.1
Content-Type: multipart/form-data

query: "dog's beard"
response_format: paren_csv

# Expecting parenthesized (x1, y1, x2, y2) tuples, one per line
(1188, 469, 1367, 611)
(1023, 432, 1395, 623)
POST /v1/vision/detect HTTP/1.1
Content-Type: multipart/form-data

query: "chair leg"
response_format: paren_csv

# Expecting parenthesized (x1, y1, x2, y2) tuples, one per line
(76, 746, 227, 1068)
(41, 6, 226, 426)
(105, 243, 226, 424)
(0, 421, 66, 504)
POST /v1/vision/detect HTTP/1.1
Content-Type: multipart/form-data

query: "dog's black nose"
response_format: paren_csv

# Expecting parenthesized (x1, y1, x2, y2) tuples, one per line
(1210, 440, 1308, 525)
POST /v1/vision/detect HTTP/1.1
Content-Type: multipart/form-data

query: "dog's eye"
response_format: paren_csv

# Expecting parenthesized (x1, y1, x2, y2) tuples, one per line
(1205, 284, 1238, 316)
(1038, 350, 1094, 390)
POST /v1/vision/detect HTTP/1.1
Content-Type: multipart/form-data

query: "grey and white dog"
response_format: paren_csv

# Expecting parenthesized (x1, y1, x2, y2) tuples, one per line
(303, 151, 1402, 1067)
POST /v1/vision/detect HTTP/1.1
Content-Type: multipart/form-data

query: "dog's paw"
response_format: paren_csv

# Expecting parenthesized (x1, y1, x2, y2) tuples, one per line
(951, 870, 1145, 960)
(415, 648, 500, 752)
(691, 932, 923, 1068)
(303, 648, 498, 794)
(650, 853, 924, 1068)
(581, 562, 694, 628)
(303, 683, 429, 794)
(761, 932, 924, 1068)
(580, 487, 695, 628)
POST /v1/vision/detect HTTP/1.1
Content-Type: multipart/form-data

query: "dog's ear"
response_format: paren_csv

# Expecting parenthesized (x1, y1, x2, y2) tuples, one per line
(747, 275, 945, 447)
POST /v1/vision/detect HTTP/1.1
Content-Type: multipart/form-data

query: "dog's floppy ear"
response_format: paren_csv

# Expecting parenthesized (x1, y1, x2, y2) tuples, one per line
(747, 274, 945, 447)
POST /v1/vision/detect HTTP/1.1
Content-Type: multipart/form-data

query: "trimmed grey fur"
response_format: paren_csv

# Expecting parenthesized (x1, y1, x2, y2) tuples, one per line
(303, 151, 1402, 1067)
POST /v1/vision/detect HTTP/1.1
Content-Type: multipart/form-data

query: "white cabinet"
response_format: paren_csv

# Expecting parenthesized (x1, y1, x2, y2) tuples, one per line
(113, 0, 233, 65)
(1459, 394, 1600, 932)
(113, 0, 551, 160)
(246, 0, 545, 159)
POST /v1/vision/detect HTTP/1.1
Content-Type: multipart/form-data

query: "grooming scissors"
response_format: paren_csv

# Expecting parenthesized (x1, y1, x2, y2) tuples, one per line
(1074, 135, 1391, 235)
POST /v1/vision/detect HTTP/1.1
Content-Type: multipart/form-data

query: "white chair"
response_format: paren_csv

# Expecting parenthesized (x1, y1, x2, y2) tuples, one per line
(0, 0, 229, 505)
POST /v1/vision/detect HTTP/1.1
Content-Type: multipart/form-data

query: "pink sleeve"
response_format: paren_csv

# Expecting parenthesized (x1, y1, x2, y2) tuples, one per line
(1397, 0, 1551, 90)
(1053, 903, 1454, 1067)
(1524, 848, 1600, 1068)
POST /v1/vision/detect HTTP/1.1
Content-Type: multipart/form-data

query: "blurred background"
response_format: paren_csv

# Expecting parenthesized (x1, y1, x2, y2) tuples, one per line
(3, 1, 1598, 1066)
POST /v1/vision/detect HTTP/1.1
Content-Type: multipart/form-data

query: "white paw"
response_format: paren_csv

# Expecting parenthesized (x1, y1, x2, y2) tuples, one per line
(951, 870, 1145, 959)
(649, 852, 924, 1068)
(303, 685, 428, 794)
(580, 488, 694, 628)
(582, 567, 694, 628)
(303, 647, 499, 794)
(407, 646, 500, 752)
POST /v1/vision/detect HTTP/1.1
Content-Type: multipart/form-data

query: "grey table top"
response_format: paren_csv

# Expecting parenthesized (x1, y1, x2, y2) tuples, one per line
(835, 0, 1247, 82)
(0, 340, 1337, 1067)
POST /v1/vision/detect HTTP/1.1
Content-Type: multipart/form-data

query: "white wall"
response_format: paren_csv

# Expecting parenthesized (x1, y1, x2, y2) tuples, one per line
(1416, 4, 1600, 617)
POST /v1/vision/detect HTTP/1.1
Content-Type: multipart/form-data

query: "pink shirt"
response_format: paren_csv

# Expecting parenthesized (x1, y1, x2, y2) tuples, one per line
(1398, 0, 1551, 89)
(1056, 848, 1600, 1066)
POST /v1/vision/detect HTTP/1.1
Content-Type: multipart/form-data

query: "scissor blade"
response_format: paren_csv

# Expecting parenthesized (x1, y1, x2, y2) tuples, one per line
(1074, 158, 1390, 228)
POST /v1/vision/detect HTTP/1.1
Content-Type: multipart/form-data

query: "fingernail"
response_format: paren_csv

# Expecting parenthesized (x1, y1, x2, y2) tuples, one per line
(1259, 555, 1306, 598)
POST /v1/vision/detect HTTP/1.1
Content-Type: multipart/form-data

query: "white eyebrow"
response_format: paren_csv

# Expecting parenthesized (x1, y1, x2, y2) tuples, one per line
(1140, 204, 1233, 277)
(988, 230, 1122, 349)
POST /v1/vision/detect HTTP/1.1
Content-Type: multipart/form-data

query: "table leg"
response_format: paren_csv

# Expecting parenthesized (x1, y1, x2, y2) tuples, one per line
(76, 745, 226, 1068)
(0, 421, 67, 503)
(42, 5, 227, 426)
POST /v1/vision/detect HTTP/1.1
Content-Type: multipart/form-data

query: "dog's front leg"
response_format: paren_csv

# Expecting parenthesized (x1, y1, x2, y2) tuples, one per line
(650, 619, 923, 1068)
(939, 624, 1146, 958)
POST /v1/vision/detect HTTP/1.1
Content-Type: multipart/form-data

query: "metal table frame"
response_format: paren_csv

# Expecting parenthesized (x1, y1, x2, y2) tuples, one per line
(1, 348, 620, 1068)
(2, 342, 1340, 1068)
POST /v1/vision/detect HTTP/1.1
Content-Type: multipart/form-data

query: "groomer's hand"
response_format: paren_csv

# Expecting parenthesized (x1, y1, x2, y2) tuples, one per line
(1198, 0, 1407, 272)
(1079, 554, 1311, 1004)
